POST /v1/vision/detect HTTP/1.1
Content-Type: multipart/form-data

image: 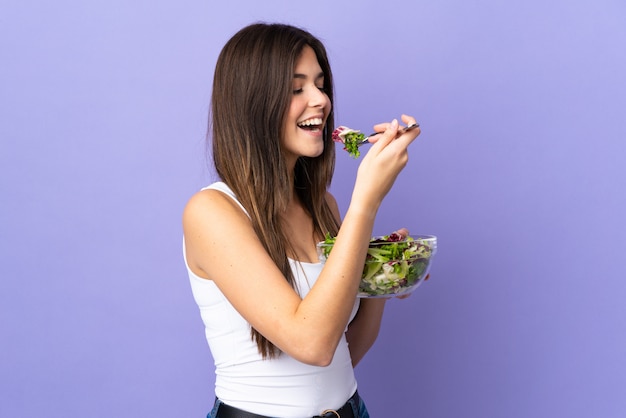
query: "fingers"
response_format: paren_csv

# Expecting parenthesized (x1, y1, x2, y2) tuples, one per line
(371, 122, 390, 136)
(369, 115, 420, 144)
(368, 122, 394, 143)
(375, 118, 399, 147)
(401, 114, 418, 128)
(398, 114, 420, 142)
(352, 114, 419, 205)
(394, 228, 410, 238)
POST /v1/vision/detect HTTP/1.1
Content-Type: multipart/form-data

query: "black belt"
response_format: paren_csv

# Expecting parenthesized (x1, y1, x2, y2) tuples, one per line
(215, 390, 359, 418)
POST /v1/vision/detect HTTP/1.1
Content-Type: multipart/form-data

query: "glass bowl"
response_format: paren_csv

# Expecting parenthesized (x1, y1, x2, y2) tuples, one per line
(317, 234, 437, 298)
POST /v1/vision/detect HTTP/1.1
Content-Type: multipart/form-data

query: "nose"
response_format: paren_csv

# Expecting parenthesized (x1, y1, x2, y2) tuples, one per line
(308, 87, 329, 108)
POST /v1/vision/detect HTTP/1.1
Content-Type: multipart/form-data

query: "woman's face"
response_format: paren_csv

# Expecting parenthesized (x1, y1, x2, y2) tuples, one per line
(281, 45, 331, 165)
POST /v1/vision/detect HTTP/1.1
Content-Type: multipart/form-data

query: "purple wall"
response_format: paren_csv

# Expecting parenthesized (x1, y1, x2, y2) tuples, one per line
(2, 1, 625, 417)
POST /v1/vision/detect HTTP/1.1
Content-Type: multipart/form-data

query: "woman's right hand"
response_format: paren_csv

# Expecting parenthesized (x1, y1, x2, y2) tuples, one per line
(351, 114, 420, 210)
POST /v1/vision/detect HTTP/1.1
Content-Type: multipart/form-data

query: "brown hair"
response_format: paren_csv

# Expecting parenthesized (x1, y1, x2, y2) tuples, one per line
(210, 23, 339, 358)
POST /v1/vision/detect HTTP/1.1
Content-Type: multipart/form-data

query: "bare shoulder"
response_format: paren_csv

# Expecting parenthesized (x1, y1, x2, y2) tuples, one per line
(183, 189, 248, 239)
(183, 188, 244, 226)
(182, 188, 304, 352)
(182, 188, 253, 278)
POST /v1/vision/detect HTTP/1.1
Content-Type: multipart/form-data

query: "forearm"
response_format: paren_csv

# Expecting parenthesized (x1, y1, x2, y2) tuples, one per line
(298, 117, 415, 356)
(346, 298, 387, 367)
(299, 205, 377, 357)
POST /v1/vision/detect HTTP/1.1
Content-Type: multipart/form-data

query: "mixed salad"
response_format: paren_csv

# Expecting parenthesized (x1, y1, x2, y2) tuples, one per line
(332, 126, 366, 158)
(318, 232, 435, 297)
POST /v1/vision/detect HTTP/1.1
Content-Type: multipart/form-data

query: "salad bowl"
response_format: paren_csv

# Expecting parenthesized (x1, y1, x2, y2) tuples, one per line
(317, 234, 437, 298)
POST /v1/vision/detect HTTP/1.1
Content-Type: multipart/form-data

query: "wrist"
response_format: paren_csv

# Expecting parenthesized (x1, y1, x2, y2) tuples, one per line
(344, 202, 378, 225)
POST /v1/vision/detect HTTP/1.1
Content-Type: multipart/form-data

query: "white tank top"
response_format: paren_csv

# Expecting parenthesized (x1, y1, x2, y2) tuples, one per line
(184, 182, 359, 417)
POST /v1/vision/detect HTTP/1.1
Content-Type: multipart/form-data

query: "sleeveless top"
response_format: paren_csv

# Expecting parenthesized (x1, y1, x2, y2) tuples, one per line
(184, 182, 359, 418)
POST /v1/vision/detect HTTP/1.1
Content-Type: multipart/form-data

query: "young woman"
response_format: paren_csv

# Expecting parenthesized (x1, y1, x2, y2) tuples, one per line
(183, 23, 420, 418)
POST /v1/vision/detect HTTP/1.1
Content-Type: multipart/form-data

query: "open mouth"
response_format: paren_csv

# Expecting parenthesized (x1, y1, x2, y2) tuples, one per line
(297, 117, 324, 131)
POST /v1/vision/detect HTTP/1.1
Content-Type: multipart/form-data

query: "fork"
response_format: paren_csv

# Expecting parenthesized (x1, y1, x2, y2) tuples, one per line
(360, 122, 420, 146)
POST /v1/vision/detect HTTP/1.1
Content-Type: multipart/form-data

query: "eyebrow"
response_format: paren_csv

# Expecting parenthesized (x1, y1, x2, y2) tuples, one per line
(293, 72, 325, 80)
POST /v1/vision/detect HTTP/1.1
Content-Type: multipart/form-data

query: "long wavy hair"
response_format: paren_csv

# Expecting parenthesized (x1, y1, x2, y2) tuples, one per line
(210, 23, 339, 358)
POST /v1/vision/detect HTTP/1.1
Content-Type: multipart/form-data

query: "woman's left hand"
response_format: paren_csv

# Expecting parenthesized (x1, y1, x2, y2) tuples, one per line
(393, 227, 409, 239)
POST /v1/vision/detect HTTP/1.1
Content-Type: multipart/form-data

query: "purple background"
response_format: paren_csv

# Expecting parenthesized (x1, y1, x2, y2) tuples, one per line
(2, 1, 625, 417)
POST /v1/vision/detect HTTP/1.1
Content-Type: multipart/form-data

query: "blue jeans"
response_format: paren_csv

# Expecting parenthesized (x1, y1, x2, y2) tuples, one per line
(207, 394, 370, 418)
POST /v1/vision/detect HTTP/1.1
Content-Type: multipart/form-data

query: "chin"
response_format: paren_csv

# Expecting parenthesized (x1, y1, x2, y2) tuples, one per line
(306, 145, 325, 158)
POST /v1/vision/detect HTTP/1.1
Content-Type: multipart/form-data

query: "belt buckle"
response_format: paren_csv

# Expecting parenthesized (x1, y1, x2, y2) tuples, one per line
(320, 409, 340, 418)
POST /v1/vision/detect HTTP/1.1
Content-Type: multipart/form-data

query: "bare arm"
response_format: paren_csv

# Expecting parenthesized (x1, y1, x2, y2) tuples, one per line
(183, 116, 419, 367)
(346, 226, 415, 366)
(184, 187, 378, 366)
(346, 298, 387, 367)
